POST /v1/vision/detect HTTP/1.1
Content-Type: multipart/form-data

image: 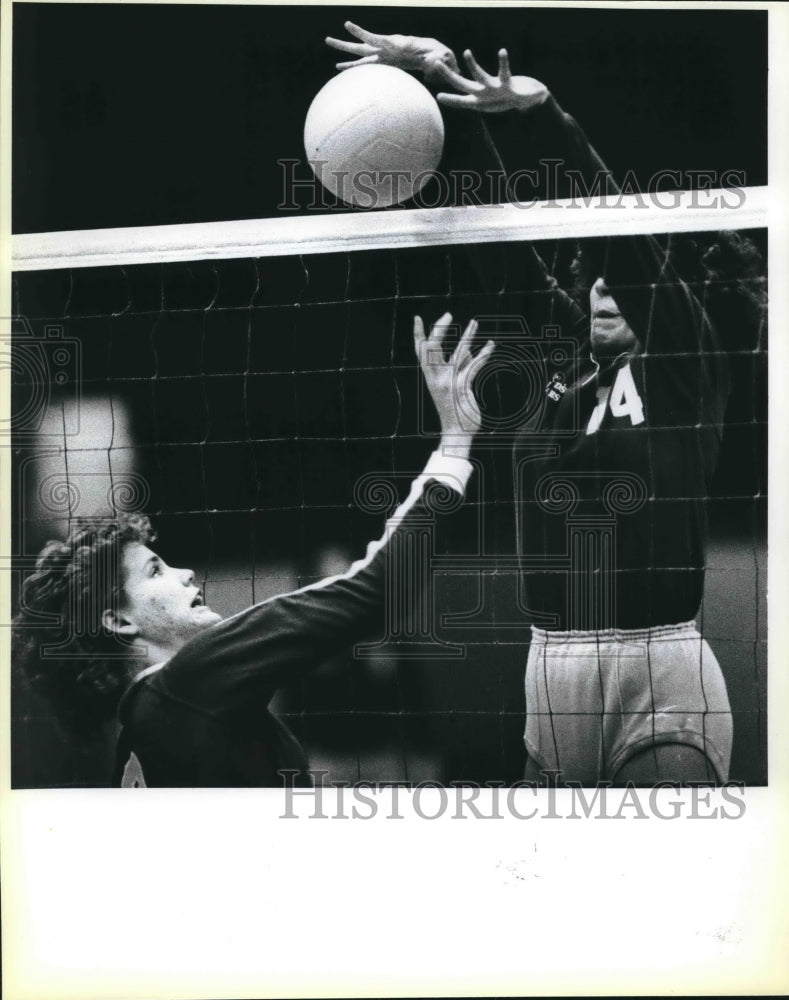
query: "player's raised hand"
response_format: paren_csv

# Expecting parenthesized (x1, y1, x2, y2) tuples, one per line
(415, 312, 495, 440)
(434, 48, 548, 114)
(326, 21, 459, 78)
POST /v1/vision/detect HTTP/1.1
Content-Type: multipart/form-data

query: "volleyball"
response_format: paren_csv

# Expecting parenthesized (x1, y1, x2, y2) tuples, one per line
(304, 65, 445, 208)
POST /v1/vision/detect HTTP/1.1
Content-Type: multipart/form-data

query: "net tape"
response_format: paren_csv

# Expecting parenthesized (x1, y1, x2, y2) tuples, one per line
(12, 187, 769, 271)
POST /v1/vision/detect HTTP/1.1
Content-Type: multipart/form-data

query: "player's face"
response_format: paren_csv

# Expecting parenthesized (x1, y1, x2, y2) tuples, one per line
(590, 277, 638, 357)
(118, 542, 221, 650)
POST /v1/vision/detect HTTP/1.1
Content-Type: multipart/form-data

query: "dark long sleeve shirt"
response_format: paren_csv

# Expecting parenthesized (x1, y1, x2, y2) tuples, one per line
(114, 451, 473, 787)
(512, 98, 729, 630)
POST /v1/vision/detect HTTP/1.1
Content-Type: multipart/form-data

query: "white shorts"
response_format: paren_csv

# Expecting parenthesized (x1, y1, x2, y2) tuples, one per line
(524, 622, 733, 783)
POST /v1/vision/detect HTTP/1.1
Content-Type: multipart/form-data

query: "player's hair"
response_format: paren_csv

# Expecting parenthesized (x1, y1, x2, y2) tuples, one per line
(13, 513, 155, 737)
(569, 231, 767, 348)
(672, 230, 768, 351)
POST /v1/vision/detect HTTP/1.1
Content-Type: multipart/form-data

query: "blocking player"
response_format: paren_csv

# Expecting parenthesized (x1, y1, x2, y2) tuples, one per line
(327, 24, 765, 785)
(15, 317, 493, 787)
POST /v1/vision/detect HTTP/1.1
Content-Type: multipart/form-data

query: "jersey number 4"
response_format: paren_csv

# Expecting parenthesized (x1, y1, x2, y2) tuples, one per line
(586, 364, 645, 435)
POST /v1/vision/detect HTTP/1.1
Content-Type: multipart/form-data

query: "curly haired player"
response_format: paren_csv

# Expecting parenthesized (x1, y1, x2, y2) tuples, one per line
(15, 317, 493, 787)
(328, 23, 766, 786)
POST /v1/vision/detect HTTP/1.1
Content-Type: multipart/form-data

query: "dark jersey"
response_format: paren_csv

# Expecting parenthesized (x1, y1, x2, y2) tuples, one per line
(512, 100, 730, 630)
(114, 452, 472, 787)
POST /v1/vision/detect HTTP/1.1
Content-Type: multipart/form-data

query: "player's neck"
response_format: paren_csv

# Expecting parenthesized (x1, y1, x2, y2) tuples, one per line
(129, 635, 182, 671)
(591, 349, 630, 384)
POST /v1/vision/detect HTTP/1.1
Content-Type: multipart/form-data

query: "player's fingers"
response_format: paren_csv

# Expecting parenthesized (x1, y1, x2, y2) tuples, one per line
(464, 341, 495, 394)
(430, 62, 481, 93)
(336, 56, 379, 70)
(413, 315, 426, 351)
(425, 59, 460, 83)
(498, 49, 512, 84)
(344, 20, 386, 45)
(429, 311, 453, 349)
(437, 92, 481, 109)
(463, 49, 494, 85)
(326, 36, 376, 56)
(476, 339, 496, 368)
(455, 318, 479, 367)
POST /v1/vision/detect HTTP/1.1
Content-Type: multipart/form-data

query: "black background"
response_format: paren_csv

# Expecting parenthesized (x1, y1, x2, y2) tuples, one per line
(13, 3, 767, 232)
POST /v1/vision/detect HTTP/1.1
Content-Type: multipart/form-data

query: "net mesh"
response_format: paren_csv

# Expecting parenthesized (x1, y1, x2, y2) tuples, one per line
(10, 232, 767, 787)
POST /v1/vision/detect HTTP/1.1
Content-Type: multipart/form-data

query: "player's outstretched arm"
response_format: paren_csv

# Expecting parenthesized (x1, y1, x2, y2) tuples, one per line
(163, 315, 494, 709)
(436, 48, 714, 359)
(433, 46, 612, 187)
(325, 21, 459, 81)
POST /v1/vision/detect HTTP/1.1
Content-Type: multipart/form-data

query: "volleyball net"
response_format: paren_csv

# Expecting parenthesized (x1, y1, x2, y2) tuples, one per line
(8, 194, 768, 788)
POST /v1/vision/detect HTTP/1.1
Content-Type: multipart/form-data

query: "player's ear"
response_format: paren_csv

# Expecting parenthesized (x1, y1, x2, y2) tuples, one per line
(102, 608, 138, 638)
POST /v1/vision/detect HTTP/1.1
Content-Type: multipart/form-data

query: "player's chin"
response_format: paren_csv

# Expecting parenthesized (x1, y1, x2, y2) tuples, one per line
(189, 605, 222, 627)
(591, 324, 636, 355)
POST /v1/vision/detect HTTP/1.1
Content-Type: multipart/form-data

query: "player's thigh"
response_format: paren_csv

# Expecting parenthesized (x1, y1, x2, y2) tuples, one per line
(612, 743, 719, 786)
